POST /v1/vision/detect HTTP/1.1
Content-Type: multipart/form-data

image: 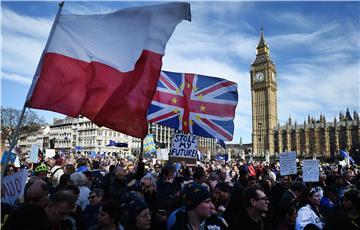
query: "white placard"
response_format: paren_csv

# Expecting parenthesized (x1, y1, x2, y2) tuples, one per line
(45, 149, 56, 158)
(280, 151, 297, 176)
(156, 149, 169, 161)
(30, 144, 39, 163)
(170, 134, 197, 160)
(302, 160, 320, 182)
(1, 169, 28, 205)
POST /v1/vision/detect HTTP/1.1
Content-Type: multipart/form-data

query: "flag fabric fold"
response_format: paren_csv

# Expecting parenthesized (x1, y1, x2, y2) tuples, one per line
(26, 3, 191, 138)
(147, 71, 238, 141)
(217, 139, 227, 149)
(340, 149, 355, 164)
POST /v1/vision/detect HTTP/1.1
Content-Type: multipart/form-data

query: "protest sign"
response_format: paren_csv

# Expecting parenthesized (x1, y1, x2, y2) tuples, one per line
(156, 149, 169, 161)
(30, 144, 39, 163)
(1, 169, 28, 205)
(302, 160, 320, 182)
(170, 133, 197, 164)
(45, 149, 56, 159)
(143, 134, 156, 158)
(280, 151, 297, 176)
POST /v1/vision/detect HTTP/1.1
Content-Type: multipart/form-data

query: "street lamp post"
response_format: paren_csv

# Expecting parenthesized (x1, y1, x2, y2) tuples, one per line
(258, 122, 262, 157)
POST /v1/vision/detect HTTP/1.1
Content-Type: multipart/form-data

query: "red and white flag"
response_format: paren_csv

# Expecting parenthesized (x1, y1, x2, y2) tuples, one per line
(26, 3, 191, 138)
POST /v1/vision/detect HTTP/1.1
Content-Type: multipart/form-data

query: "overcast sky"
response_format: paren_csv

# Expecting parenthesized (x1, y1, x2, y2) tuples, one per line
(1, 1, 359, 144)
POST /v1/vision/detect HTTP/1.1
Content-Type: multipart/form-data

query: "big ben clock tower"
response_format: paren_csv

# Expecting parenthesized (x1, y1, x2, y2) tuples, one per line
(251, 29, 278, 156)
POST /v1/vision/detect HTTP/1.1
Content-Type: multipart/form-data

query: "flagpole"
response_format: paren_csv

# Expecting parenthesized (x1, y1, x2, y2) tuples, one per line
(26, 1, 64, 102)
(2, 2, 65, 178)
(1, 104, 27, 177)
(140, 138, 144, 161)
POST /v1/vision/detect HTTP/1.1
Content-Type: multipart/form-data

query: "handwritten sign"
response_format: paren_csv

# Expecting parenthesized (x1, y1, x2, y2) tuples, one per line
(279, 151, 297, 176)
(170, 134, 197, 163)
(302, 160, 320, 182)
(1, 169, 28, 205)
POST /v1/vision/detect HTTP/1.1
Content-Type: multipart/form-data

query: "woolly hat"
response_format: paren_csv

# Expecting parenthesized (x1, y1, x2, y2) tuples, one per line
(183, 183, 211, 210)
(239, 165, 249, 176)
(120, 192, 149, 226)
(76, 165, 89, 172)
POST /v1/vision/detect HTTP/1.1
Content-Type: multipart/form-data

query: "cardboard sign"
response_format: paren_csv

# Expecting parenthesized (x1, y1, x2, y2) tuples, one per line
(45, 149, 56, 159)
(1, 169, 28, 205)
(30, 144, 39, 163)
(302, 160, 320, 182)
(170, 134, 197, 164)
(143, 134, 156, 158)
(280, 151, 297, 176)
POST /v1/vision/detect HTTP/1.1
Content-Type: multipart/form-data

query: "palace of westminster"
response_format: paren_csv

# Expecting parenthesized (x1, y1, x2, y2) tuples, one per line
(13, 31, 359, 159)
(248, 31, 359, 159)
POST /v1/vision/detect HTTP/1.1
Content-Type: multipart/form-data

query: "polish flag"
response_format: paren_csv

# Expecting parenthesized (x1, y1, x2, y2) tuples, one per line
(26, 2, 191, 138)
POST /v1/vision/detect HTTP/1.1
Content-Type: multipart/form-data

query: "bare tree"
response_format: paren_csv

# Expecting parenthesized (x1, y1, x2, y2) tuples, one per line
(1, 107, 45, 147)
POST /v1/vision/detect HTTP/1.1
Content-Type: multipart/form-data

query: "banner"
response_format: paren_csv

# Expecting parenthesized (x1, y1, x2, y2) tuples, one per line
(170, 134, 197, 163)
(143, 134, 156, 158)
(1, 169, 28, 205)
(279, 151, 297, 176)
(302, 160, 320, 182)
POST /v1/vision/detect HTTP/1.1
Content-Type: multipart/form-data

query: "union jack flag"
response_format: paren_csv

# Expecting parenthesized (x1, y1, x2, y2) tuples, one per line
(147, 71, 238, 141)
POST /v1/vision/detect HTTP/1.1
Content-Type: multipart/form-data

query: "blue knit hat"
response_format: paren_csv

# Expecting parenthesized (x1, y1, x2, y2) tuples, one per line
(183, 183, 211, 210)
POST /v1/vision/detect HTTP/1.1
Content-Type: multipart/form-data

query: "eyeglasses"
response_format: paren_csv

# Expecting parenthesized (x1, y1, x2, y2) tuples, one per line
(255, 196, 268, 201)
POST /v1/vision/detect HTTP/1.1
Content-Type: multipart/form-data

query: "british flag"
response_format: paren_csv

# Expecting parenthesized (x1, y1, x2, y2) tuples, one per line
(147, 71, 238, 141)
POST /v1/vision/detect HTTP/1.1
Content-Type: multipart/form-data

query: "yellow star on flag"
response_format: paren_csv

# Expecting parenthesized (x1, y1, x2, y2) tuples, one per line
(172, 97, 177, 104)
(176, 88, 180, 94)
(200, 105, 206, 112)
(195, 115, 201, 120)
(178, 115, 182, 121)
(197, 94, 203, 100)
(193, 86, 198, 92)
(187, 82, 191, 88)
(189, 120, 193, 126)
(183, 121, 187, 126)
(180, 83, 184, 89)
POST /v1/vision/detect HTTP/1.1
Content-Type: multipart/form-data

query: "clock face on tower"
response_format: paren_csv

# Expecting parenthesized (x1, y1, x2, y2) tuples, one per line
(255, 72, 264, 82)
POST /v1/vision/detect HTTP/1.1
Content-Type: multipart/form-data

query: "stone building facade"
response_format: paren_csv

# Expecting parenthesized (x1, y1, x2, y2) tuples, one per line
(17, 117, 216, 156)
(274, 110, 360, 158)
(18, 116, 140, 155)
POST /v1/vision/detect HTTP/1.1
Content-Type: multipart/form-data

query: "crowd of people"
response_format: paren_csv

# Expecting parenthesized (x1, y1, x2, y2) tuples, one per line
(2, 152, 360, 230)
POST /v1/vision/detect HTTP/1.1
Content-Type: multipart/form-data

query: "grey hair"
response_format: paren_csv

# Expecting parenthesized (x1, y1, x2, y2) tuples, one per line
(70, 172, 86, 186)
(140, 174, 157, 188)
